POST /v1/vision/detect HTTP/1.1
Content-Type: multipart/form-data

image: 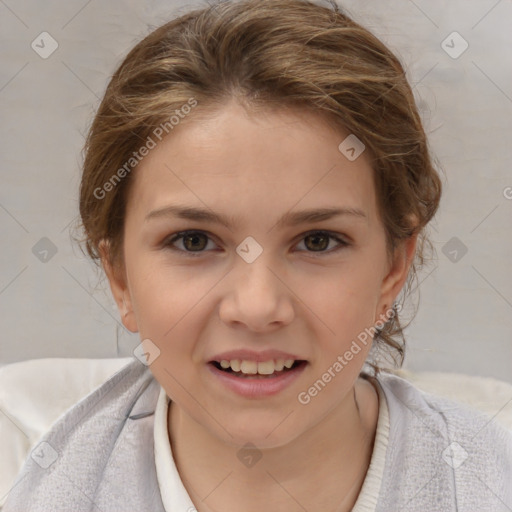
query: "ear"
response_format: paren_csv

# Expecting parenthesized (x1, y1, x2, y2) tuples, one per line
(375, 230, 418, 324)
(99, 239, 139, 333)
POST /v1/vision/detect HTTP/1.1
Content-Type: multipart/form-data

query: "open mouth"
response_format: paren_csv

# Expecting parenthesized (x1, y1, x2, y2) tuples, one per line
(209, 360, 307, 378)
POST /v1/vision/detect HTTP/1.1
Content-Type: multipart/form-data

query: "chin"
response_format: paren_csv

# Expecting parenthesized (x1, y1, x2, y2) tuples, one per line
(215, 420, 301, 450)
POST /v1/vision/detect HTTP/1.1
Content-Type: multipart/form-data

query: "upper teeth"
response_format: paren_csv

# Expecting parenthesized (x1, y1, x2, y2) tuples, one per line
(219, 359, 295, 375)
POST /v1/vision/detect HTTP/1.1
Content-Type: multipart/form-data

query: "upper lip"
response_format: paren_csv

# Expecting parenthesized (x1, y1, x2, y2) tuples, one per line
(208, 349, 305, 363)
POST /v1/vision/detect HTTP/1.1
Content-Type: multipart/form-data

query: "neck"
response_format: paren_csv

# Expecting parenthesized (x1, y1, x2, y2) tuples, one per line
(167, 377, 379, 512)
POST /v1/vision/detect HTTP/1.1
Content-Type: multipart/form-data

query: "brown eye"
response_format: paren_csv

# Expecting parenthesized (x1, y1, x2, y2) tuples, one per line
(182, 232, 208, 251)
(303, 232, 330, 252)
(296, 230, 349, 256)
(165, 231, 214, 255)
(163, 229, 349, 258)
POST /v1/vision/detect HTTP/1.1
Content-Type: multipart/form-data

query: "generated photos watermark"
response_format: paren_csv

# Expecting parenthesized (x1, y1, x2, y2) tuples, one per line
(297, 303, 402, 405)
(93, 97, 198, 200)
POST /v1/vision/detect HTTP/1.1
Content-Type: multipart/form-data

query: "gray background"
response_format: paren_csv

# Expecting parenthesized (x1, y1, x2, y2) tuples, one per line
(0, 0, 511, 382)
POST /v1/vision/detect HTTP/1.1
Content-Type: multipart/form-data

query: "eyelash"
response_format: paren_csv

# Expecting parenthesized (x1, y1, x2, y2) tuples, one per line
(162, 230, 350, 258)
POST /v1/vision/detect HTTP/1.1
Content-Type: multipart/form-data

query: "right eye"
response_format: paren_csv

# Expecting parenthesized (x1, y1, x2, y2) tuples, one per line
(163, 230, 219, 257)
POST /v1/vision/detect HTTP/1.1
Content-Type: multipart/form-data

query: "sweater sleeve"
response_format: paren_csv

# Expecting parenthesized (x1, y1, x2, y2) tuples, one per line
(375, 372, 512, 512)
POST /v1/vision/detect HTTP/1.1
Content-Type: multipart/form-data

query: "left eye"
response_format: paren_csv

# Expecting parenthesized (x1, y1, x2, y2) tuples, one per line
(296, 231, 348, 254)
(163, 230, 349, 257)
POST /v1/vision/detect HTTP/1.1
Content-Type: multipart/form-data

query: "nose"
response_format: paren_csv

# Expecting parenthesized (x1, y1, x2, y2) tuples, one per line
(218, 254, 295, 333)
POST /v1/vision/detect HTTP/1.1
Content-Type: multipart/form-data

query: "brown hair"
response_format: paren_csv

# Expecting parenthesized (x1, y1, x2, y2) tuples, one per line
(73, 0, 443, 373)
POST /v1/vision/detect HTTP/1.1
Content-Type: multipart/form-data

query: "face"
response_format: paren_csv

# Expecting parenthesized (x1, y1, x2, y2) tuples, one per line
(102, 100, 416, 449)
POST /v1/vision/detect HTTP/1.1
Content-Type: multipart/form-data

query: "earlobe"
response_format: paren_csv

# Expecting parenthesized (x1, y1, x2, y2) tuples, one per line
(99, 239, 139, 333)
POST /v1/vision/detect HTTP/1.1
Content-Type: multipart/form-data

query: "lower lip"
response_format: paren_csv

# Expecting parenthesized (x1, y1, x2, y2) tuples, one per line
(207, 362, 307, 398)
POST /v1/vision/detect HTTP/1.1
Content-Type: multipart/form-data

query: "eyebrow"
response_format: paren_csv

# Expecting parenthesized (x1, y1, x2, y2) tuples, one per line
(145, 204, 367, 230)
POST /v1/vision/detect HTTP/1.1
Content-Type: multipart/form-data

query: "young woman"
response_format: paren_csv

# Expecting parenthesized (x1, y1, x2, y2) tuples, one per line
(5, 1, 511, 511)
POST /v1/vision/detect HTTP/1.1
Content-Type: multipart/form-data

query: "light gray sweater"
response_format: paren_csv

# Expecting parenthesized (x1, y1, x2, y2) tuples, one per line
(4, 359, 512, 511)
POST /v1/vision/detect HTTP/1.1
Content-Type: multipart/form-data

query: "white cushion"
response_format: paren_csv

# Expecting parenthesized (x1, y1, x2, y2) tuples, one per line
(0, 358, 131, 508)
(0, 358, 511, 509)
(392, 368, 512, 429)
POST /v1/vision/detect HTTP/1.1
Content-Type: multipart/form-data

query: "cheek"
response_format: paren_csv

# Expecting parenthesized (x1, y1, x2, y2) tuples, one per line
(303, 266, 381, 326)
(298, 272, 381, 379)
(128, 257, 214, 331)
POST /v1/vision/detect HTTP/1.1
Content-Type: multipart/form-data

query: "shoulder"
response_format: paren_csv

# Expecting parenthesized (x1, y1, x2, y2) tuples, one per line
(377, 370, 512, 440)
(3, 358, 165, 512)
(373, 371, 512, 511)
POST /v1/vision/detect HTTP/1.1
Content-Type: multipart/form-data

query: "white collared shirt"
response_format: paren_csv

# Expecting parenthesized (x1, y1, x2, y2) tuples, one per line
(154, 381, 390, 511)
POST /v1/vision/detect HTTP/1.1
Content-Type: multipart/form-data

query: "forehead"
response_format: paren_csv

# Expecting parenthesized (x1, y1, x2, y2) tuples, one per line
(126, 101, 378, 227)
